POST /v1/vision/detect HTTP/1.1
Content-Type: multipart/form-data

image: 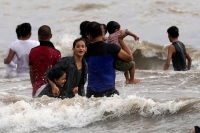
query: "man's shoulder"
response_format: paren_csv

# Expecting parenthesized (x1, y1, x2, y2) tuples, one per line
(168, 44, 176, 53)
(168, 44, 175, 49)
(30, 46, 60, 55)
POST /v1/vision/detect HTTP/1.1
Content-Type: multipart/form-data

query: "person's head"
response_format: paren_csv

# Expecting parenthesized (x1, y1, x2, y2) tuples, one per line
(38, 25, 52, 41)
(19, 23, 31, 38)
(80, 21, 90, 38)
(86, 21, 102, 40)
(107, 21, 120, 34)
(16, 25, 21, 39)
(72, 38, 87, 57)
(167, 26, 179, 41)
(101, 24, 107, 36)
(48, 68, 66, 87)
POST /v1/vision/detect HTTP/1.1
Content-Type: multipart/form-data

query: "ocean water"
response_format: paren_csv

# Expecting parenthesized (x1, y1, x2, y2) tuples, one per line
(0, 0, 200, 133)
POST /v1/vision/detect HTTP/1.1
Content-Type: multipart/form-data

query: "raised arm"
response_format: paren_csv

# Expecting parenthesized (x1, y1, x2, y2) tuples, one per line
(117, 31, 133, 62)
(125, 30, 139, 41)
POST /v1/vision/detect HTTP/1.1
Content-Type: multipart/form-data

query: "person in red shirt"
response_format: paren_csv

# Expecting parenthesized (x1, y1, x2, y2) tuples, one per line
(29, 25, 61, 97)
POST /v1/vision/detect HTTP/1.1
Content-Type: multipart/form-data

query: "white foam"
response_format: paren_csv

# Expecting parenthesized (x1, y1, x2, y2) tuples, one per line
(0, 93, 198, 133)
(55, 34, 77, 57)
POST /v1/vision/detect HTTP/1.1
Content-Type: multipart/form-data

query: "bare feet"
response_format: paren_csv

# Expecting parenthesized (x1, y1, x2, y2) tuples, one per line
(126, 78, 140, 84)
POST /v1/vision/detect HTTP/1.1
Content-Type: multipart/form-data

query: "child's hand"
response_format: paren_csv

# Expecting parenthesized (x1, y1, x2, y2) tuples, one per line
(73, 87, 78, 94)
(134, 36, 139, 41)
(52, 86, 60, 96)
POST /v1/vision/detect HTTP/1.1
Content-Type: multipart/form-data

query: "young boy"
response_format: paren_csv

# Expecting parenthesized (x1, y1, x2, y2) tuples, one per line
(5, 25, 21, 78)
(164, 26, 192, 71)
(4, 23, 39, 77)
(107, 21, 140, 84)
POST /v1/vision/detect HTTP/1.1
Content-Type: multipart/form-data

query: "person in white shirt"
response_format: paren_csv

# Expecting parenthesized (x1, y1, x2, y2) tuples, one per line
(5, 25, 21, 78)
(4, 23, 39, 77)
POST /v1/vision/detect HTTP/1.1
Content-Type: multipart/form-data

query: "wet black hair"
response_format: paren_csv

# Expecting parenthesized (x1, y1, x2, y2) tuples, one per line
(47, 67, 66, 83)
(19, 23, 31, 37)
(107, 21, 120, 34)
(38, 25, 52, 40)
(73, 38, 86, 48)
(80, 21, 90, 38)
(101, 23, 107, 35)
(16, 25, 21, 38)
(167, 26, 179, 38)
(86, 21, 102, 38)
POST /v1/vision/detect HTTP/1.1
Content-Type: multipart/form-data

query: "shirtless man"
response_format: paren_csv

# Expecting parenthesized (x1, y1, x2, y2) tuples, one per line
(164, 26, 192, 71)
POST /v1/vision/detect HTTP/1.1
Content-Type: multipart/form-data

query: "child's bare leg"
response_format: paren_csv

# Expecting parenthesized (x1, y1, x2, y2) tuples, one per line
(126, 64, 140, 84)
(124, 71, 129, 83)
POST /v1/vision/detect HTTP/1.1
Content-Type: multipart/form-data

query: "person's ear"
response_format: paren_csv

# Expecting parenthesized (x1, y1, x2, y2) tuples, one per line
(87, 34, 91, 40)
(28, 32, 32, 38)
(50, 34, 52, 39)
(54, 78, 58, 83)
(38, 35, 41, 41)
(72, 47, 75, 51)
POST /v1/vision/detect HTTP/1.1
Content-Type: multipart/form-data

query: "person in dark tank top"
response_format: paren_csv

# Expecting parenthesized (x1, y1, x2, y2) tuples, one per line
(164, 26, 192, 71)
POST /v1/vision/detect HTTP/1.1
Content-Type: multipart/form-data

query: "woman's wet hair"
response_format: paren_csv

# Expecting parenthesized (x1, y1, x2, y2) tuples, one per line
(101, 23, 107, 35)
(80, 21, 90, 38)
(73, 38, 86, 48)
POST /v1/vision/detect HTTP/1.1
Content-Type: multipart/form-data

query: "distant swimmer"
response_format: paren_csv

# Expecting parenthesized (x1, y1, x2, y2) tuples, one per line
(164, 26, 192, 71)
(4, 23, 39, 77)
(4, 25, 21, 78)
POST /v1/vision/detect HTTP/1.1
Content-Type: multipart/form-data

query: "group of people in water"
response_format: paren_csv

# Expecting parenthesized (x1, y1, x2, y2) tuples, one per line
(4, 20, 192, 99)
(4, 20, 196, 132)
(4, 21, 143, 99)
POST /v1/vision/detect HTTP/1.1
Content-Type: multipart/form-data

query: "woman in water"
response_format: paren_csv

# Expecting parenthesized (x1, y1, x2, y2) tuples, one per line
(47, 38, 87, 98)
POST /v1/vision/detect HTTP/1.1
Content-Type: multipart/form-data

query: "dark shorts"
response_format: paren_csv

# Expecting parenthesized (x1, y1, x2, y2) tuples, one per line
(114, 57, 134, 71)
(86, 87, 119, 98)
